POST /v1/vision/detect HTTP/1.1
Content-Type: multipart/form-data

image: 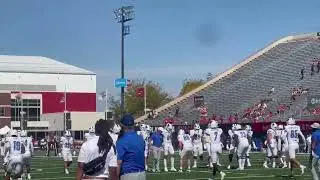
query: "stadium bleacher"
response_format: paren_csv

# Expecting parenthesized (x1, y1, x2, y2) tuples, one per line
(136, 33, 320, 126)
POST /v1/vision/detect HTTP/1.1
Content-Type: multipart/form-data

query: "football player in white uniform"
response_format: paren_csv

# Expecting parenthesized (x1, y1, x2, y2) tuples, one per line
(285, 118, 306, 175)
(88, 126, 96, 140)
(245, 125, 254, 167)
(0, 134, 6, 163)
(190, 123, 203, 168)
(277, 125, 289, 168)
(161, 123, 177, 172)
(4, 130, 25, 180)
(177, 128, 185, 156)
(137, 124, 151, 171)
(109, 122, 121, 145)
(233, 124, 250, 170)
(145, 124, 152, 168)
(203, 124, 213, 168)
(206, 120, 226, 180)
(178, 129, 193, 173)
(83, 126, 96, 143)
(263, 123, 278, 168)
(3, 132, 11, 167)
(20, 130, 34, 180)
(227, 124, 237, 169)
(84, 133, 90, 142)
(60, 130, 74, 174)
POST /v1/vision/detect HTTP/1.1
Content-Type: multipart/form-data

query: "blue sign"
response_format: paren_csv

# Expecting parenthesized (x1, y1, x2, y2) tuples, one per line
(114, 78, 127, 88)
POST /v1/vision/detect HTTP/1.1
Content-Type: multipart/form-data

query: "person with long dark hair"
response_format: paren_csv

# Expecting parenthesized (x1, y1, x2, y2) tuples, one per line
(76, 119, 117, 180)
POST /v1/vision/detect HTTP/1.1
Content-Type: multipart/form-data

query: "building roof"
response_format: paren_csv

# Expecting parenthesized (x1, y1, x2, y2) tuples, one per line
(0, 55, 95, 75)
(136, 32, 320, 125)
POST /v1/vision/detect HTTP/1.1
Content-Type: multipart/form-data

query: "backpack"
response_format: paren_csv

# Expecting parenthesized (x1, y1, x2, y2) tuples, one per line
(83, 144, 116, 176)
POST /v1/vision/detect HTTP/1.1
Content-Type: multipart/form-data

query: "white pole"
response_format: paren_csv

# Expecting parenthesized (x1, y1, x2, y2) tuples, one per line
(105, 88, 108, 120)
(64, 84, 67, 130)
(105, 88, 108, 112)
(144, 82, 147, 115)
(64, 84, 67, 112)
(20, 92, 23, 130)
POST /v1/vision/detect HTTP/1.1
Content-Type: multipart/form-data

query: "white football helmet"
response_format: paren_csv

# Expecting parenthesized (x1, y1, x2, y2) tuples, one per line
(88, 126, 95, 134)
(236, 124, 242, 130)
(140, 124, 146, 131)
(194, 123, 200, 130)
(111, 123, 121, 134)
(287, 118, 295, 125)
(278, 124, 284, 130)
(232, 124, 237, 130)
(210, 120, 218, 129)
(20, 130, 27, 137)
(65, 130, 71, 137)
(245, 125, 252, 131)
(145, 124, 151, 132)
(158, 127, 164, 132)
(10, 129, 18, 137)
(165, 123, 174, 132)
(271, 123, 277, 130)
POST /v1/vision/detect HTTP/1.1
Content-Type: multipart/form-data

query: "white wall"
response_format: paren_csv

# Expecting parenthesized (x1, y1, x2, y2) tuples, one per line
(71, 112, 105, 131)
(0, 72, 96, 93)
(41, 113, 65, 131)
(41, 112, 105, 131)
(11, 121, 49, 128)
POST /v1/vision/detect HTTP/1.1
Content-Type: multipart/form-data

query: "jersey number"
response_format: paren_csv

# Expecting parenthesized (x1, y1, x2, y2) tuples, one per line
(214, 132, 218, 141)
(290, 130, 298, 138)
(240, 132, 246, 138)
(194, 134, 201, 140)
(183, 135, 190, 141)
(64, 143, 71, 148)
(13, 141, 21, 151)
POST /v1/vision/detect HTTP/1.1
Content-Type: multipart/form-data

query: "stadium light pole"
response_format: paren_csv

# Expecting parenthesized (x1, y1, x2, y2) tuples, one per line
(114, 6, 135, 118)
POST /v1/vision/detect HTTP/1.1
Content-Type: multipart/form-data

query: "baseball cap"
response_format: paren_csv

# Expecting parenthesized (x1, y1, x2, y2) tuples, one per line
(311, 122, 320, 129)
(121, 113, 135, 127)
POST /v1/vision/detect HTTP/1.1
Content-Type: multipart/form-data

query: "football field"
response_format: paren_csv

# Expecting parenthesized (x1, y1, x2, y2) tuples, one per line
(2, 152, 313, 180)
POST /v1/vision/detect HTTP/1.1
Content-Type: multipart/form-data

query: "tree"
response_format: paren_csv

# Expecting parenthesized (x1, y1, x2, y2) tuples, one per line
(109, 79, 172, 118)
(108, 95, 121, 120)
(179, 79, 204, 96)
(206, 72, 213, 81)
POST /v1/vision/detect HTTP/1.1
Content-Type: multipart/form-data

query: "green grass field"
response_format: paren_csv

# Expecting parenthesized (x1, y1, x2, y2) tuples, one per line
(1, 152, 314, 180)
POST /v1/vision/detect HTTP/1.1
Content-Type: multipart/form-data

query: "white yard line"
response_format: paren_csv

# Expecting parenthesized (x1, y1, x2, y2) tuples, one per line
(32, 178, 74, 180)
(175, 174, 312, 180)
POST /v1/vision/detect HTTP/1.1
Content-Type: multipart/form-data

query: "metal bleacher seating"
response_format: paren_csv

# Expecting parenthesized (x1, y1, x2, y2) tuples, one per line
(136, 33, 320, 126)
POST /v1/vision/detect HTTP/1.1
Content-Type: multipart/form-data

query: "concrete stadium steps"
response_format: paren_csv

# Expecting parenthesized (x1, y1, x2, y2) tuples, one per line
(137, 33, 320, 125)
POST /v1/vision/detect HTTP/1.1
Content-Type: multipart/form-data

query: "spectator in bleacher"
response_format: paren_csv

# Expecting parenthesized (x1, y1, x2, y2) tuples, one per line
(317, 58, 320, 73)
(219, 115, 224, 123)
(311, 60, 316, 76)
(268, 87, 275, 96)
(301, 67, 305, 80)
(175, 107, 180, 117)
(211, 113, 217, 121)
(234, 113, 239, 122)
